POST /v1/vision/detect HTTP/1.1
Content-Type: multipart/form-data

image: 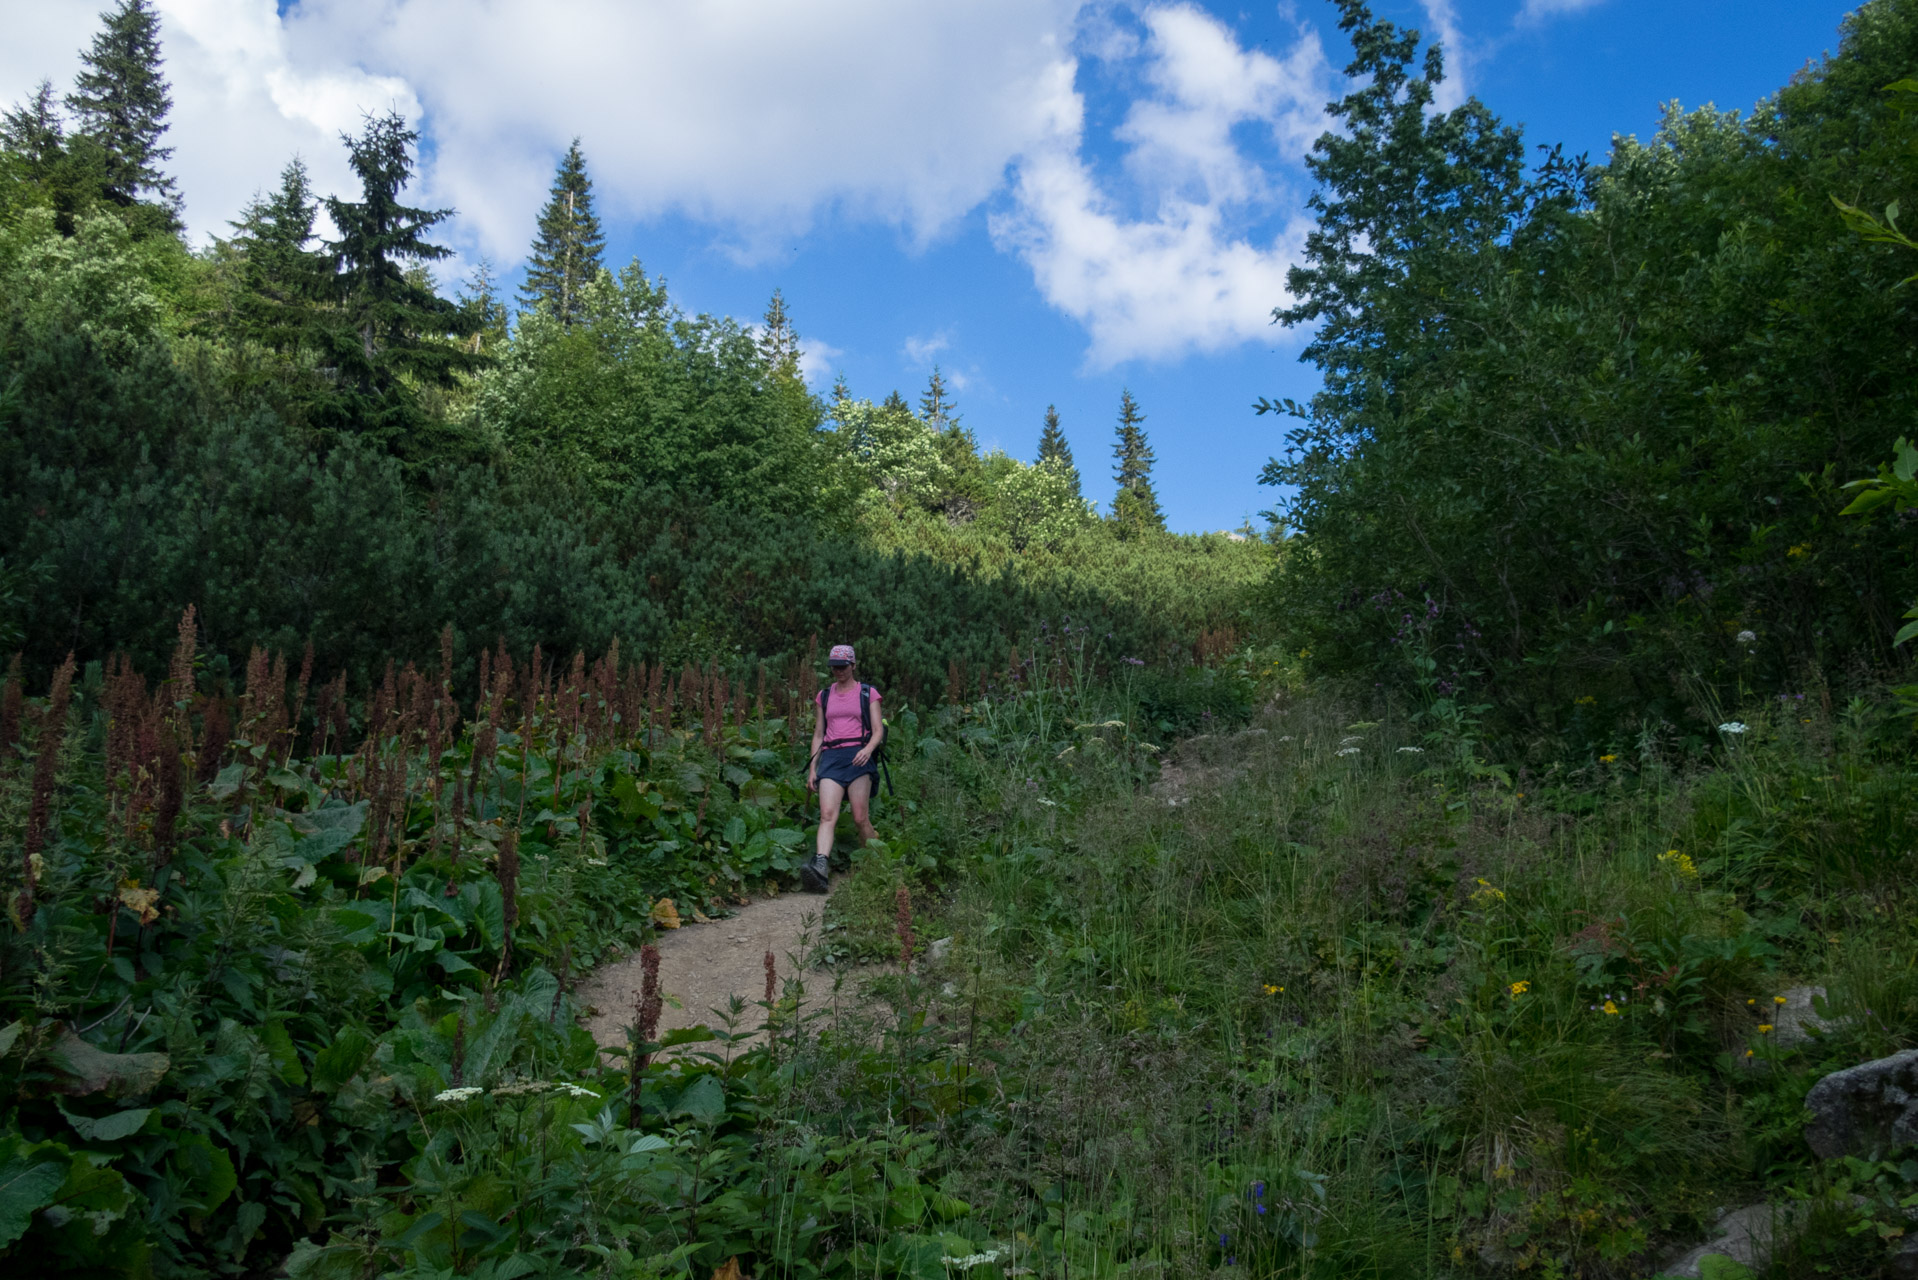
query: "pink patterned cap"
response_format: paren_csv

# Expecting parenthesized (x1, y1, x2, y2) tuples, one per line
(828, 644, 856, 664)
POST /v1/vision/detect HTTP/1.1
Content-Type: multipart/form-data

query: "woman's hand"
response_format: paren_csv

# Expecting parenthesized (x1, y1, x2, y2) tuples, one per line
(852, 744, 875, 767)
(807, 764, 819, 793)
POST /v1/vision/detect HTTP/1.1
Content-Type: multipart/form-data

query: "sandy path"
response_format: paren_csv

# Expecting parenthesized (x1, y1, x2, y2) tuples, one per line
(576, 886, 828, 1053)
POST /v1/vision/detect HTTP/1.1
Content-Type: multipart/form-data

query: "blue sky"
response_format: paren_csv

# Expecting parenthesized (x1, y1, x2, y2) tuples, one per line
(2, 0, 1861, 530)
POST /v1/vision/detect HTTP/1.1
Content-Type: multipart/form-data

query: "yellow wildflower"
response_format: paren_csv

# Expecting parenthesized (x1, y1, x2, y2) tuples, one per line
(1602, 1000, 1620, 1016)
(1773, 995, 1787, 1005)
(1787, 544, 1811, 558)
(1470, 878, 1507, 904)
(1599, 754, 1618, 763)
(1575, 695, 1597, 705)
(1263, 983, 1282, 996)
(1658, 849, 1699, 878)
(1508, 981, 1530, 998)
(1757, 1024, 1774, 1034)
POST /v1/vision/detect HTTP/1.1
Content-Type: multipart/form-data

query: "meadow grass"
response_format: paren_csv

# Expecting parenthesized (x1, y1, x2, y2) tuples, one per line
(856, 683, 1918, 1278)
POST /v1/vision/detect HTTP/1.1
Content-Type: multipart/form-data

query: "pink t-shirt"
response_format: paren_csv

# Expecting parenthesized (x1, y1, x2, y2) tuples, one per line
(821, 682, 881, 746)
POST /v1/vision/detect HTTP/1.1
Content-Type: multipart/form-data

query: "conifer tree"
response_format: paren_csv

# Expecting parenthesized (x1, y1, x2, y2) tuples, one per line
(758, 288, 801, 379)
(1037, 404, 1082, 498)
(919, 365, 956, 428)
(2, 81, 65, 167)
(1111, 388, 1164, 533)
(65, 0, 176, 211)
(520, 138, 604, 326)
(457, 258, 512, 354)
(319, 111, 482, 457)
(227, 157, 325, 351)
(882, 389, 911, 416)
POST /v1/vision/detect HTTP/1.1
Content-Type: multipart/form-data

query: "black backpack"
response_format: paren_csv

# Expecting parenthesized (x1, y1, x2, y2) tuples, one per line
(816, 682, 893, 795)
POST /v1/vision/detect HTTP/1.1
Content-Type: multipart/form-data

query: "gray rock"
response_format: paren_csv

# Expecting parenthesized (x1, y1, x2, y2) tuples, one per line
(1772, 985, 1835, 1049)
(1805, 1048, 1918, 1161)
(1661, 1202, 1803, 1278)
(926, 936, 953, 962)
(1891, 1233, 1918, 1280)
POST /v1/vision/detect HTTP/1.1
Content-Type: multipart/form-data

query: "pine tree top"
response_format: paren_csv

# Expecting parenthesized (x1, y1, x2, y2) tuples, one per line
(758, 288, 802, 378)
(2, 81, 65, 164)
(919, 366, 958, 428)
(519, 137, 606, 326)
(66, 0, 175, 209)
(1038, 404, 1073, 465)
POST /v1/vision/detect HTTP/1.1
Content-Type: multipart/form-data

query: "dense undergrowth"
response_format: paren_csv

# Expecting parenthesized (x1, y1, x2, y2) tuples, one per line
(4, 617, 1914, 1278)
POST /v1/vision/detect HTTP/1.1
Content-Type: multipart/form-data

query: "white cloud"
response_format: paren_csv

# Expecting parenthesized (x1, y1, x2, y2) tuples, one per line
(3, 0, 1081, 258)
(903, 333, 951, 365)
(3, 1, 417, 245)
(2, 0, 1349, 368)
(279, 0, 1084, 262)
(1417, 0, 1471, 111)
(991, 4, 1332, 366)
(796, 337, 843, 387)
(1517, 0, 1607, 23)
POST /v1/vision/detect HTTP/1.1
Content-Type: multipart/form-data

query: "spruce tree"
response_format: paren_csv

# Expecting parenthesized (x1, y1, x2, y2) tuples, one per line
(65, 0, 176, 211)
(227, 157, 326, 351)
(758, 288, 801, 378)
(919, 365, 956, 428)
(319, 111, 482, 458)
(519, 138, 605, 326)
(1037, 404, 1082, 498)
(1111, 388, 1164, 533)
(881, 389, 911, 416)
(2, 81, 65, 166)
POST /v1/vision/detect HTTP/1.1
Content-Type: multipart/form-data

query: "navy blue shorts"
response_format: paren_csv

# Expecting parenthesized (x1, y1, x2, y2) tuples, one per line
(815, 745, 876, 788)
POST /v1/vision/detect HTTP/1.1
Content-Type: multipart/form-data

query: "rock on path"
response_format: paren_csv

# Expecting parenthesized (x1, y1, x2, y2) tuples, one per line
(575, 887, 826, 1053)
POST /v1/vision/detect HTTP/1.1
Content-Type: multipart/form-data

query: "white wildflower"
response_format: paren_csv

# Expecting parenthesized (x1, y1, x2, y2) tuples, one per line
(586, 857, 608, 867)
(1339, 735, 1364, 746)
(1036, 798, 1057, 807)
(434, 1086, 483, 1104)
(941, 1248, 1005, 1270)
(558, 1083, 600, 1099)
(1718, 721, 1749, 735)
(1397, 746, 1425, 754)
(1736, 630, 1756, 644)
(1336, 747, 1361, 757)
(1278, 735, 1294, 742)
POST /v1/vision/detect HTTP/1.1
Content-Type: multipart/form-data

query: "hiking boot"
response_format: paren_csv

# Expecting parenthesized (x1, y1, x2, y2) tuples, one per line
(799, 854, 831, 894)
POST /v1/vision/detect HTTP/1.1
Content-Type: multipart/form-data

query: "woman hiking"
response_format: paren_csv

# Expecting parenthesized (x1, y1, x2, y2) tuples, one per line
(802, 644, 885, 893)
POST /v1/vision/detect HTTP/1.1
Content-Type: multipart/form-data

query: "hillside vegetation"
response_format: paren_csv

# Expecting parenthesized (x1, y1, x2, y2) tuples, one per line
(4, 1, 1918, 1279)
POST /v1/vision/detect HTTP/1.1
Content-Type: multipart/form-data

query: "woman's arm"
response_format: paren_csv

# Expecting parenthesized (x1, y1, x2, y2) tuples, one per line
(807, 695, 824, 790)
(852, 695, 885, 766)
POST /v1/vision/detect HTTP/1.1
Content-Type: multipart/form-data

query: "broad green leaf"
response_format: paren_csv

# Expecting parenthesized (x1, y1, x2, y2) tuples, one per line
(42, 1027, 169, 1097)
(0, 1149, 67, 1246)
(671, 1073, 726, 1123)
(60, 1106, 152, 1143)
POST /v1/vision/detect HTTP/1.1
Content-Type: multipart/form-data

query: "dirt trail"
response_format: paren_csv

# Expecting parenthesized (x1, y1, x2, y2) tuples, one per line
(576, 886, 828, 1053)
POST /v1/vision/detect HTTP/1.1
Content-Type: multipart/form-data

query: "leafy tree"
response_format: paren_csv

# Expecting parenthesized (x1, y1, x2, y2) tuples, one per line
(1036, 403, 1082, 500)
(317, 112, 484, 462)
(519, 138, 605, 327)
(1262, 0, 1918, 734)
(65, 0, 177, 218)
(1111, 388, 1162, 534)
(472, 262, 833, 514)
(987, 457, 1094, 551)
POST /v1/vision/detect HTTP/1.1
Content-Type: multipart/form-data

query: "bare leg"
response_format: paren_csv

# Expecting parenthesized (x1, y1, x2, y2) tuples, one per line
(846, 773, 877, 844)
(816, 778, 847, 861)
